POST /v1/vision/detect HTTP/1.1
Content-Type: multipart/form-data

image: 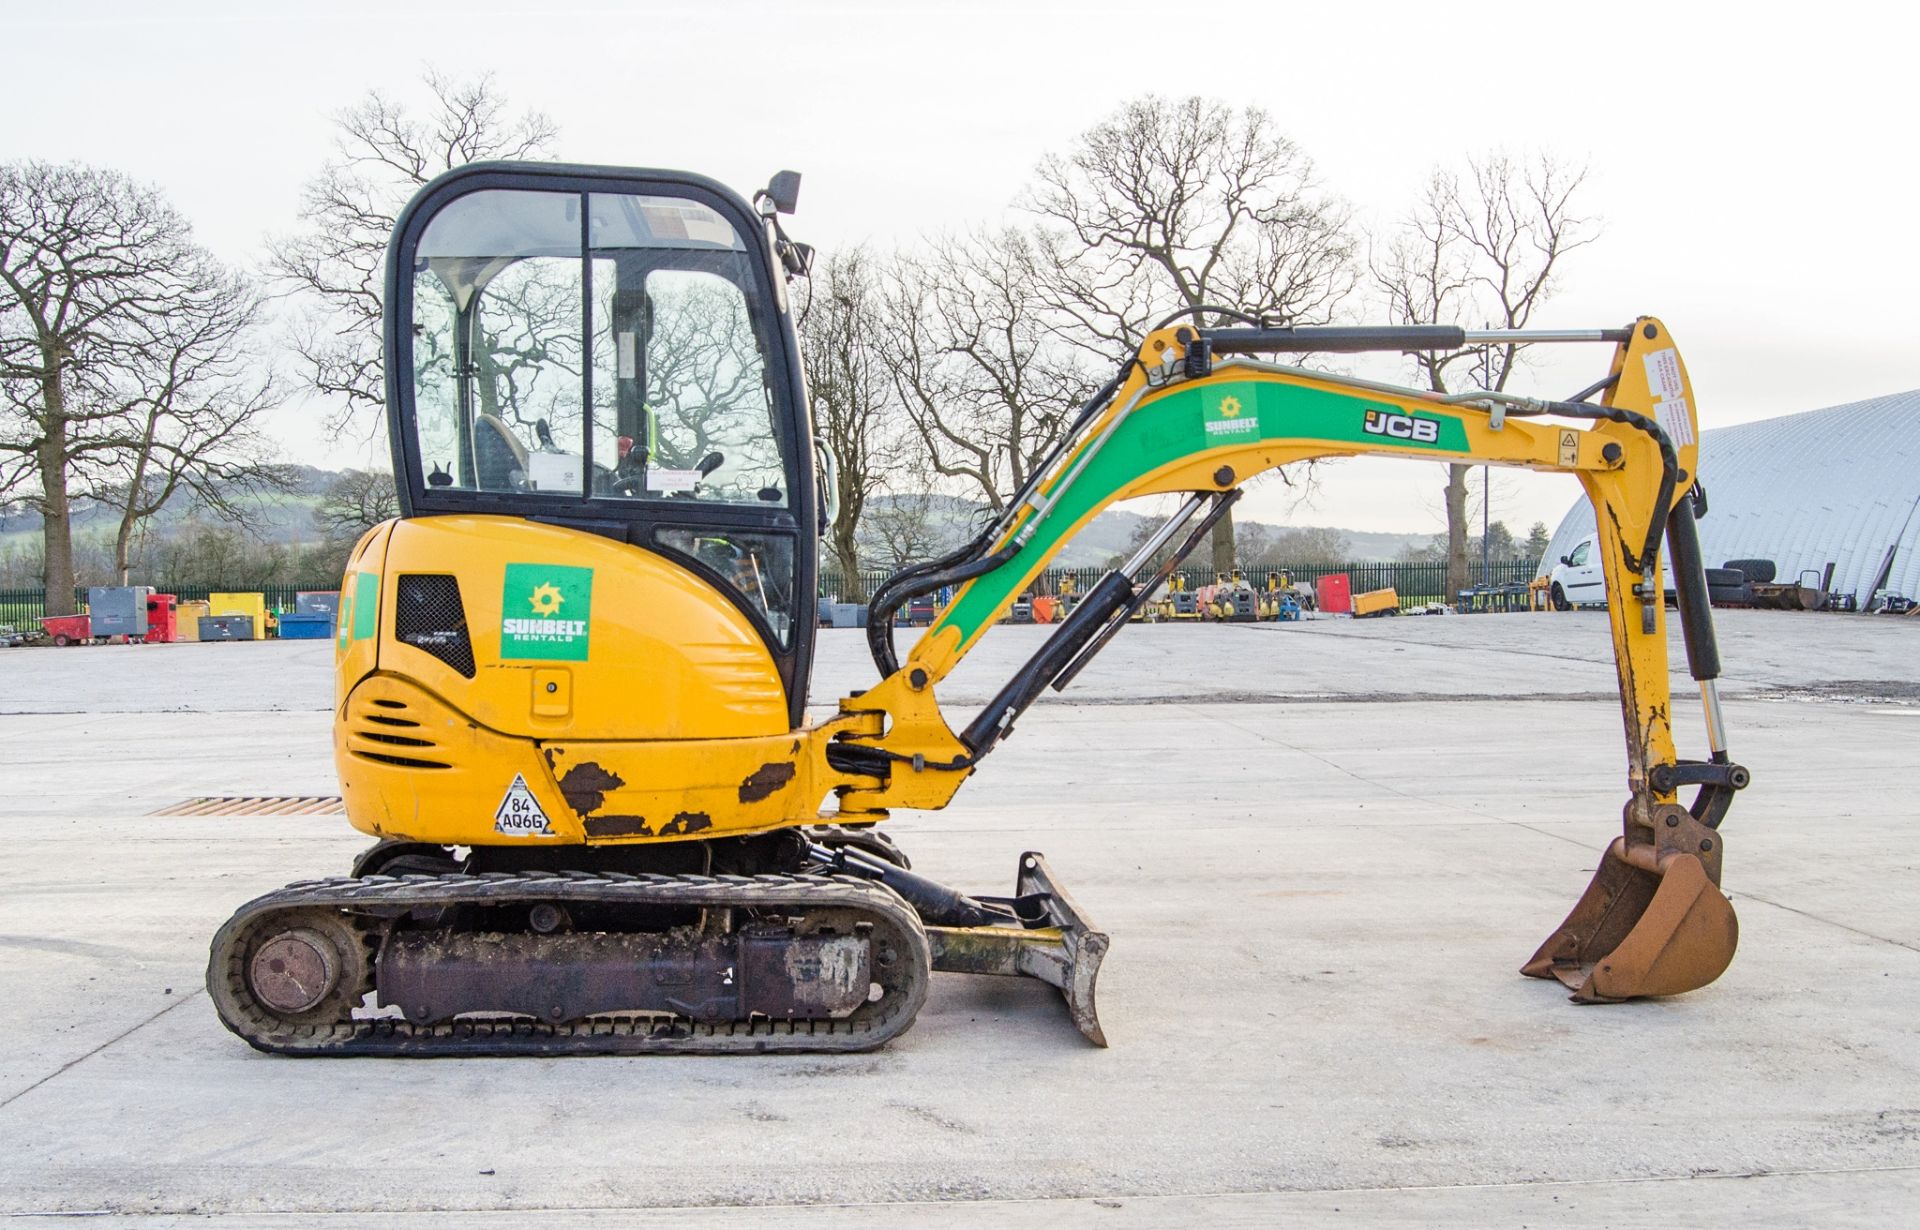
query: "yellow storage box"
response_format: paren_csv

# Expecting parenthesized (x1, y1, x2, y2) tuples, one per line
(1352, 587, 1400, 618)
(175, 600, 211, 641)
(208, 592, 268, 640)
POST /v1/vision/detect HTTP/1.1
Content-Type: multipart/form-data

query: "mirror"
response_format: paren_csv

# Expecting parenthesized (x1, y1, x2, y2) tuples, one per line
(1559, 554, 1572, 566)
(781, 240, 815, 278)
(765, 170, 801, 215)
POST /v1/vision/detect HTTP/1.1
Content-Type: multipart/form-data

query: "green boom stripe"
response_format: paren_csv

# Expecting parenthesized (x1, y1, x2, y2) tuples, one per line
(931, 379, 1465, 646)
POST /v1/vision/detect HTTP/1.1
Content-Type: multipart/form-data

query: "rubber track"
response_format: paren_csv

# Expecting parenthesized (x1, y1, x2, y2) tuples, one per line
(207, 870, 931, 1057)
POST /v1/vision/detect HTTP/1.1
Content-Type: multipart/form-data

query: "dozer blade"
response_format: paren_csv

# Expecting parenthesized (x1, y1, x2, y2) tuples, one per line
(1523, 835, 1738, 1003)
(925, 852, 1110, 1046)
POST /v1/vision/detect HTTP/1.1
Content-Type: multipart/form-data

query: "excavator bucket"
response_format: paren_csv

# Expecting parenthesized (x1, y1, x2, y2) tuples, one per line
(1523, 835, 1738, 1002)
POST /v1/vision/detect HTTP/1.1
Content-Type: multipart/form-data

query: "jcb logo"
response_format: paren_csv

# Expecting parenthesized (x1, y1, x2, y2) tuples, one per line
(1363, 409, 1440, 444)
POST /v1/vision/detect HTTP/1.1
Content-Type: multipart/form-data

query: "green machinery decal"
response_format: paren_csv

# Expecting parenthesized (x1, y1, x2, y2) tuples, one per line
(339, 570, 379, 648)
(500, 563, 594, 661)
(935, 379, 1467, 644)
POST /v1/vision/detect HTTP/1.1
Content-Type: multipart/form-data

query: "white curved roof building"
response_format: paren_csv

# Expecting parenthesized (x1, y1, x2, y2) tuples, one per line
(1539, 389, 1920, 605)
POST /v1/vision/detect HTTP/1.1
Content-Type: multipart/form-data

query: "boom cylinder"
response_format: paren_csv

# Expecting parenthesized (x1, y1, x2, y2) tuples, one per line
(961, 570, 1137, 755)
(1667, 493, 1729, 757)
(1666, 493, 1721, 682)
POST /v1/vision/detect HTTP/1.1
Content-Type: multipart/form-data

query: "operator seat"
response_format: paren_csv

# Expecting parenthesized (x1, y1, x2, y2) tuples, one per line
(474, 413, 528, 490)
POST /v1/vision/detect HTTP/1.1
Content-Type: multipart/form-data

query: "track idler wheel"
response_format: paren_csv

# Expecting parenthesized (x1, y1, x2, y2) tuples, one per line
(1523, 804, 1738, 1002)
(215, 907, 370, 1033)
(250, 928, 343, 1015)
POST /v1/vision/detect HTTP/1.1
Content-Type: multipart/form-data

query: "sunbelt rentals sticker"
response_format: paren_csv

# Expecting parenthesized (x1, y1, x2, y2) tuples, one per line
(1203, 389, 1260, 440)
(500, 562, 593, 661)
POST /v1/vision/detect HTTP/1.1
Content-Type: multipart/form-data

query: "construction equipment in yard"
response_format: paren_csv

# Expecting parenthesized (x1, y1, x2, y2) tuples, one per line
(1352, 587, 1400, 618)
(208, 161, 1749, 1057)
(199, 615, 255, 641)
(1315, 572, 1353, 614)
(39, 614, 95, 647)
(145, 594, 179, 643)
(208, 592, 269, 640)
(88, 587, 151, 640)
(174, 600, 210, 641)
(1203, 571, 1259, 621)
(1258, 571, 1309, 619)
(1157, 573, 1201, 620)
(1748, 567, 1829, 611)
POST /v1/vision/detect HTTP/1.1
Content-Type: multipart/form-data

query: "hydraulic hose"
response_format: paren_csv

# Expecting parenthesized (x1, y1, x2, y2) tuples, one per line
(864, 366, 1127, 678)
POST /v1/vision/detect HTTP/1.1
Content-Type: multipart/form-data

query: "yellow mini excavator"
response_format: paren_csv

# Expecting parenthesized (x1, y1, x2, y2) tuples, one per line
(209, 162, 1749, 1055)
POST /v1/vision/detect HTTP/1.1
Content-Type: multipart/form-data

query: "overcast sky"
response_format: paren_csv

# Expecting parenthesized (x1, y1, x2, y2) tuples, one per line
(6, 0, 1914, 537)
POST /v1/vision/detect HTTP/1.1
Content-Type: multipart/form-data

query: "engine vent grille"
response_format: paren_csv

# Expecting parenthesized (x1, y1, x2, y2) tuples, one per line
(345, 693, 452, 770)
(394, 574, 475, 677)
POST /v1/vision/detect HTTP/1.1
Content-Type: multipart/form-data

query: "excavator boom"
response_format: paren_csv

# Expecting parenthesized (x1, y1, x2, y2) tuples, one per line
(833, 316, 1747, 1025)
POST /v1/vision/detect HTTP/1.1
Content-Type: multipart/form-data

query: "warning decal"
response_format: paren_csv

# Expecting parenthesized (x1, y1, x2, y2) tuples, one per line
(494, 774, 555, 836)
(1641, 348, 1695, 449)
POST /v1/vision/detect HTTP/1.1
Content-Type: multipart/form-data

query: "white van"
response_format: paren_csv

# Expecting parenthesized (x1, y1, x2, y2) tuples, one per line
(1547, 535, 1604, 610)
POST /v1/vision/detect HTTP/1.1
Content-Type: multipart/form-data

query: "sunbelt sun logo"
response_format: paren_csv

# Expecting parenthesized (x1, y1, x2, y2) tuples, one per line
(1203, 389, 1260, 439)
(500, 563, 593, 661)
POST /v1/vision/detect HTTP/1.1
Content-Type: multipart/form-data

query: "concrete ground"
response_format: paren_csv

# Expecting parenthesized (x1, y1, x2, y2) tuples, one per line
(1, 609, 1916, 1226)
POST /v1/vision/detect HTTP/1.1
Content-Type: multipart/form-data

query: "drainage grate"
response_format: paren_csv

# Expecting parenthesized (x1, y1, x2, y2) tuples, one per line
(151, 796, 345, 816)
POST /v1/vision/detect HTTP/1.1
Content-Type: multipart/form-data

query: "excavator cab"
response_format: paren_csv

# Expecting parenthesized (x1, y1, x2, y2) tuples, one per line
(386, 163, 821, 720)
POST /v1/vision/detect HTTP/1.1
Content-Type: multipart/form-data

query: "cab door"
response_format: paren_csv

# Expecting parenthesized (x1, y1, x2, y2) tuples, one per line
(383, 163, 821, 727)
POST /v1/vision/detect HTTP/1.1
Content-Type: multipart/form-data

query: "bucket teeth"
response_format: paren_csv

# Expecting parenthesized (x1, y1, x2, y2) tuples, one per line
(1524, 816, 1738, 1002)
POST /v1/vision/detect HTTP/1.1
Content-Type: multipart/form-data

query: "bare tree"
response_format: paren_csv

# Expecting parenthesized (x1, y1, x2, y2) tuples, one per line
(93, 264, 283, 581)
(1, 162, 278, 613)
(313, 468, 401, 545)
(858, 490, 948, 574)
(1238, 522, 1351, 568)
(271, 70, 556, 437)
(1026, 95, 1356, 571)
(797, 248, 905, 601)
(1372, 152, 1594, 597)
(879, 229, 1098, 512)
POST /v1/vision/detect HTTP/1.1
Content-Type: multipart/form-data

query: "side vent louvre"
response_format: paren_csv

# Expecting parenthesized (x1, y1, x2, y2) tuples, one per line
(394, 574, 476, 678)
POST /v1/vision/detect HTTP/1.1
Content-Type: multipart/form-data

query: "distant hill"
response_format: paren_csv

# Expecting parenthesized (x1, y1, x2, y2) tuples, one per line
(1057, 506, 1428, 566)
(3, 473, 1432, 564)
(858, 493, 1429, 566)
(0, 465, 341, 550)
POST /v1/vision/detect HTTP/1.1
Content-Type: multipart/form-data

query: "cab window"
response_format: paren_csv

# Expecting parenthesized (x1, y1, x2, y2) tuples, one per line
(1568, 542, 1590, 567)
(413, 189, 586, 494)
(409, 188, 787, 508)
(405, 185, 797, 645)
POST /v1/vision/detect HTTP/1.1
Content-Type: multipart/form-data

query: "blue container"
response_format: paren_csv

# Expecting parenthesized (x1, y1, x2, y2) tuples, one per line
(276, 612, 335, 640)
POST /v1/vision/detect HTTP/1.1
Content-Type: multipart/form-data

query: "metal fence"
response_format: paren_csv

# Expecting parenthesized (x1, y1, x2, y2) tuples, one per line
(0, 560, 1541, 631)
(822, 560, 1540, 611)
(0, 583, 340, 630)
